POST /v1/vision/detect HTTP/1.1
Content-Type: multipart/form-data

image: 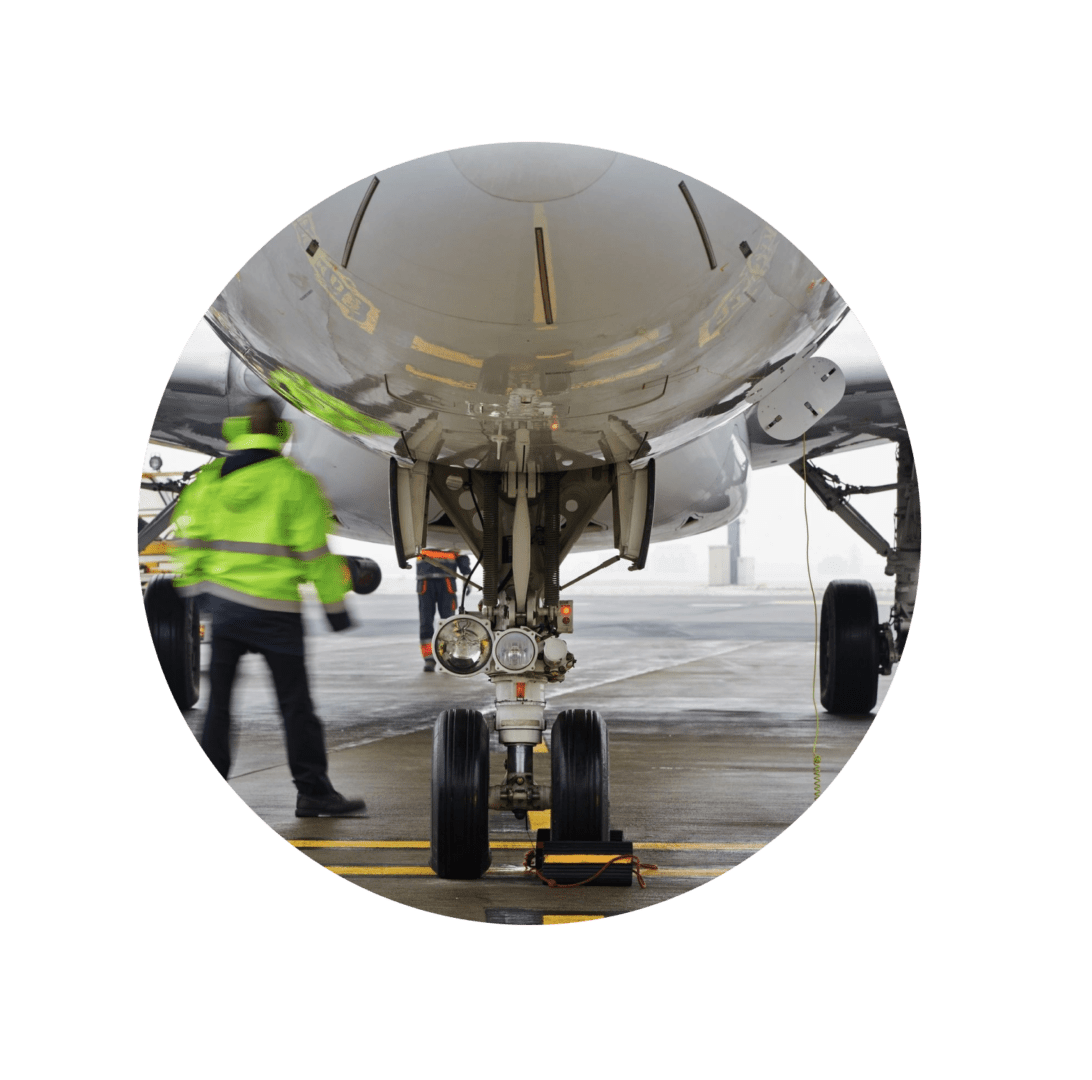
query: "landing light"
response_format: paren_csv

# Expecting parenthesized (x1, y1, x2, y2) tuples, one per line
(493, 629, 539, 673)
(434, 614, 493, 676)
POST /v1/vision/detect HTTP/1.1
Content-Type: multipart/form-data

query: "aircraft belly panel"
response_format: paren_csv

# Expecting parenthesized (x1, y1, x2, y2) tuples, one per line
(207, 145, 846, 474)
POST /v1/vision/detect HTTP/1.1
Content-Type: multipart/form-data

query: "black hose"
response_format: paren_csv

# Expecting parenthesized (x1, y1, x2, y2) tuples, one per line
(480, 473, 500, 608)
(459, 555, 482, 614)
(544, 471, 560, 609)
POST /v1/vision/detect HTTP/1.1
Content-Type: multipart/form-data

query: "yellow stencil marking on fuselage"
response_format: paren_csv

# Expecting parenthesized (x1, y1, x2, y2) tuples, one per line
(410, 336, 484, 368)
(532, 203, 558, 325)
(571, 360, 661, 391)
(697, 225, 779, 348)
(570, 328, 662, 368)
(294, 215, 380, 333)
(404, 364, 478, 390)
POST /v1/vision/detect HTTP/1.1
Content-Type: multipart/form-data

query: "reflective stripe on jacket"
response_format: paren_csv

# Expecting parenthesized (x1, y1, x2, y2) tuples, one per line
(171, 434, 349, 615)
(416, 549, 472, 580)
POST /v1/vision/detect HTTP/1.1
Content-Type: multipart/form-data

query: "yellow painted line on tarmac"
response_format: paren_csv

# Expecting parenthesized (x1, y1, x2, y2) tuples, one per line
(291, 840, 429, 849)
(634, 842, 765, 852)
(328, 866, 436, 876)
(293, 839, 539, 851)
(543, 854, 626, 865)
(325, 864, 734, 879)
(642, 867, 729, 878)
(292, 839, 763, 852)
(327, 865, 531, 878)
(543, 915, 604, 924)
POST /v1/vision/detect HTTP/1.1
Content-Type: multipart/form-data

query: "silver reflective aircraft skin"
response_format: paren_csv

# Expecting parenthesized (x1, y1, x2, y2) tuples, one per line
(153, 343, 755, 550)
(205, 144, 845, 504)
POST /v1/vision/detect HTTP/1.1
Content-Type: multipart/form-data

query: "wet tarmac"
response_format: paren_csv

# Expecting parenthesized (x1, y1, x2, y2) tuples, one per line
(180, 586, 893, 923)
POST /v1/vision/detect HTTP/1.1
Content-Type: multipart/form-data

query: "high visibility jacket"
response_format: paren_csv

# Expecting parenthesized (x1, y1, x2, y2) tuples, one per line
(171, 433, 350, 618)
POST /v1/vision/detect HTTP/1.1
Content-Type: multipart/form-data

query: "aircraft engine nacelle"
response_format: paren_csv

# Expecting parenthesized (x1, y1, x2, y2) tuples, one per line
(345, 556, 382, 595)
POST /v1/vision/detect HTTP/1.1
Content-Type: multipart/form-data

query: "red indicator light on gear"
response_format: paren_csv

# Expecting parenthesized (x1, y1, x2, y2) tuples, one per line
(516, 682, 526, 699)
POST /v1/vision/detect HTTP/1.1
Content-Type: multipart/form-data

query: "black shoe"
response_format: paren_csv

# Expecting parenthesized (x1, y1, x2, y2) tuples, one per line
(296, 791, 367, 817)
(423, 659, 436, 672)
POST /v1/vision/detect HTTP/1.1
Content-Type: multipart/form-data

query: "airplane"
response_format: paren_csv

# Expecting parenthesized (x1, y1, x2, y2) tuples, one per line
(143, 142, 919, 880)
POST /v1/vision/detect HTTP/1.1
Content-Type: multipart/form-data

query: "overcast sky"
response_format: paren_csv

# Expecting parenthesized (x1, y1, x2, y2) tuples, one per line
(144, 313, 900, 589)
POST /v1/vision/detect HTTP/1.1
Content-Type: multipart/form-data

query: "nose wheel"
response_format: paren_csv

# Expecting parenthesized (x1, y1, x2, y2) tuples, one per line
(550, 708, 610, 841)
(430, 708, 492, 879)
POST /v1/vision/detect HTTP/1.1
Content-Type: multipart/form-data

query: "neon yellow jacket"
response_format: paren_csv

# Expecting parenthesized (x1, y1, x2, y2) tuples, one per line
(171, 431, 350, 618)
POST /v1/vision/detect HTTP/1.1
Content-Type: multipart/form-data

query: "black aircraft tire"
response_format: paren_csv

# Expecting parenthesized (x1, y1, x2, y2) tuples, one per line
(144, 576, 201, 711)
(819, 579, 880, 715)
(430, 708, 491, 880)
(550, 709, 610, 842)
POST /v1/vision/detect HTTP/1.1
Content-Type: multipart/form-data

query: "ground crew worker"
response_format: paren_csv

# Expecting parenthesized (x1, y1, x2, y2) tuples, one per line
(417, 548, 471, 671)
(171, 400, 366, 817)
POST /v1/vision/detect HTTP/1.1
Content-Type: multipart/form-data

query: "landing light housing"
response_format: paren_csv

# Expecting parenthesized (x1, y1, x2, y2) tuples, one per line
(493, 628, 539, 673)
(434, 614, 493, 677)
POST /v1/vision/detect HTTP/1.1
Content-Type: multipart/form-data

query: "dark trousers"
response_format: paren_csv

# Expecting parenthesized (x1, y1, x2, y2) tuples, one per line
(419, 577, 457, 644)
(200, 633, 333, 797)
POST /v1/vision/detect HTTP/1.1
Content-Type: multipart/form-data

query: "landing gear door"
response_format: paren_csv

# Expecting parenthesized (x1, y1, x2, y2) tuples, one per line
(389, 457, 428, 569)
(613, 458, 656, 570)
(632, 458, 655, 571)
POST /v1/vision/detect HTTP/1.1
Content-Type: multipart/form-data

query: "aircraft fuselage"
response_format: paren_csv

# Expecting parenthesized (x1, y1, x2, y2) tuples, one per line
(207, 144, 845, 492)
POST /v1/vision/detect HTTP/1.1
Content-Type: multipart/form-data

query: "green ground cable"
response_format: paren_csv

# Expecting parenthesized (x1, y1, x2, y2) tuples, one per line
(802, 433, 822, 800)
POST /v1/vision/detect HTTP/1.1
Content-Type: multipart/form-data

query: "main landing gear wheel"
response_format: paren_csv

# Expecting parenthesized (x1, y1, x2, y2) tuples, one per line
(144, 576, 201, 711)
(820, 579, 880, 715)
(550, 708, 610, 842)
(430, 708, 491, 880)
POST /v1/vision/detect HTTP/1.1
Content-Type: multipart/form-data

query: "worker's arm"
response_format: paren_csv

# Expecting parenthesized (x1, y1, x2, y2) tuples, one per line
(288, 470, 353, 631)
(169, 463, 217, 592)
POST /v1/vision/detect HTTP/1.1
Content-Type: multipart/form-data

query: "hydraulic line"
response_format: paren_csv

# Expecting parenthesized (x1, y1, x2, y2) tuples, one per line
(459, 474, 486, 613)
(559, 555, 621, 591)
(459, 554, 482, 614)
